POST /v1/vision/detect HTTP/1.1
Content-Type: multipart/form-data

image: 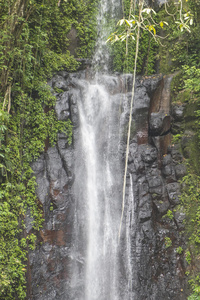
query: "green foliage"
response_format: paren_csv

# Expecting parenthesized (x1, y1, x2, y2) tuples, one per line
(172, 65, 200, 171)
(170, 71, 191, 104)
(182, 66, 200, 102)
(157, 0, 200, 74)
(0, 0, 97, 298)
(173, 69, 200, 298)
(186, 250, 192, 264)
(178, 173, 200, 296)
(180, 173, 200, 245)
(176, 246, 184, 254)
(188, 275, 200, 299)
(109, 0, 194, 75)
(172, 133, 182, 143)
(110, 30, 158, 75)
(188, 295, 200, 300)
(164, 236, 172, 248)
(108, 1, 159, 75)
(0, 235, 27, 299)
(181, 66, 200, 153)
(163, 209, 174, 220)
(74, 0, 98, 58)
(50, 204, 54, 212)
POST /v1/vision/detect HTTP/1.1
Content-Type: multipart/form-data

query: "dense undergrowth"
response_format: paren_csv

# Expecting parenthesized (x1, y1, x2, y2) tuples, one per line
(0, 0, 98, 298)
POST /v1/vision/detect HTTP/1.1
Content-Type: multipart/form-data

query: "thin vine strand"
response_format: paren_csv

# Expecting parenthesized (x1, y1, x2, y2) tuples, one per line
(118, 0, 144, 242)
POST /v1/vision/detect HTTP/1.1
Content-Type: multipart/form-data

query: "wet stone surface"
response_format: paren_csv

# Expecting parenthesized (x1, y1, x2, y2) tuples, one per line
(28, 71, 187, 300)
(123, 140, 187, 300)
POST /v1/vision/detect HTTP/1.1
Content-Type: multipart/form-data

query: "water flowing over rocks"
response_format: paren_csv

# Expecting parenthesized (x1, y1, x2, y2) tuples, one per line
(28, 71, 187, 300)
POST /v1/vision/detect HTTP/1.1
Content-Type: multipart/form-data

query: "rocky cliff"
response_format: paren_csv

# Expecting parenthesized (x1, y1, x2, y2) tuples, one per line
(27, 70, 188, 300)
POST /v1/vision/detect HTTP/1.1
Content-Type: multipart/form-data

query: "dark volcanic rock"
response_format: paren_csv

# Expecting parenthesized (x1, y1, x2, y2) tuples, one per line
(123, 74, 187, 300)
(174, 208, 186, 230)
(140, 144, 158, 163)
(169, 145, 183, 163)
(175, 164, 187, 179)
(55, 92, 70, 121)
(52, 75, 69, 91)
(172, 104, 185, 121)
(29, 71, 187, 300)
(166, 182, 181, 205)
(153, 199, 170, 214)
(149, 112, 171, 136)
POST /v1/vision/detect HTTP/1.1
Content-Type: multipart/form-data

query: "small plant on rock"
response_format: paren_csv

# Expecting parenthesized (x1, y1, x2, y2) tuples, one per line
(165, 237, 172, 248)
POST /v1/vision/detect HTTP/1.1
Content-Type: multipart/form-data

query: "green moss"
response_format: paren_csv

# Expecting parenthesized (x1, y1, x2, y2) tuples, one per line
(162, 209, 174, 220)
(185, 103, 200, 121)
(176, 90, 191, 104)
(182, 134, 200, 175)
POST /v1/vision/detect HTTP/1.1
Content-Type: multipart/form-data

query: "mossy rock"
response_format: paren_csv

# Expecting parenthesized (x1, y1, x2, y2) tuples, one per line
(184, 102, 200, 122)
(170, 71, 185, 103)
(181, 132, 200, 175)
(174, 90, 191, 105)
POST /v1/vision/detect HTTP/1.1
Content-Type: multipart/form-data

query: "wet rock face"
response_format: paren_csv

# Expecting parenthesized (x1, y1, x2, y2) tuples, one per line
(28, 71, 187, 299)
(29, 147, 74, 300)
(124, 141, 187, 300)
(120, 75, 187, 299)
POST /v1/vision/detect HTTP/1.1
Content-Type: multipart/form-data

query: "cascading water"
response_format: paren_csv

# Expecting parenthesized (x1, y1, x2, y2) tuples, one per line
(72, 81, 124, 299)
(70, 0, 133, 299)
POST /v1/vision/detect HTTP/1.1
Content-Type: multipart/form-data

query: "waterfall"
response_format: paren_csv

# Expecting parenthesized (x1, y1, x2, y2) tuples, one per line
(29, 0, 188, 298)
(71, 77, 126, 299)
(69, 0, 134, 299)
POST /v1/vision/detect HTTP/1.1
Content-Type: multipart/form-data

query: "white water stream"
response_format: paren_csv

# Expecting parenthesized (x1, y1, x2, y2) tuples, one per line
(81, 84, 121, 300)
(71, 80, 124, 299)
(70, 0, 134, 299)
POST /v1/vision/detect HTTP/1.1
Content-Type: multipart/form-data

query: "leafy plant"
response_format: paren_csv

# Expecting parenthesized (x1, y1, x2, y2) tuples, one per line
(188, 294, 200, 300)
(176, 246, 184, 254)
(163, 209, 174, 220)
(164, 236, 172, 248)
(172, 133, 182, 143)
(188, 275, 200, 299)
